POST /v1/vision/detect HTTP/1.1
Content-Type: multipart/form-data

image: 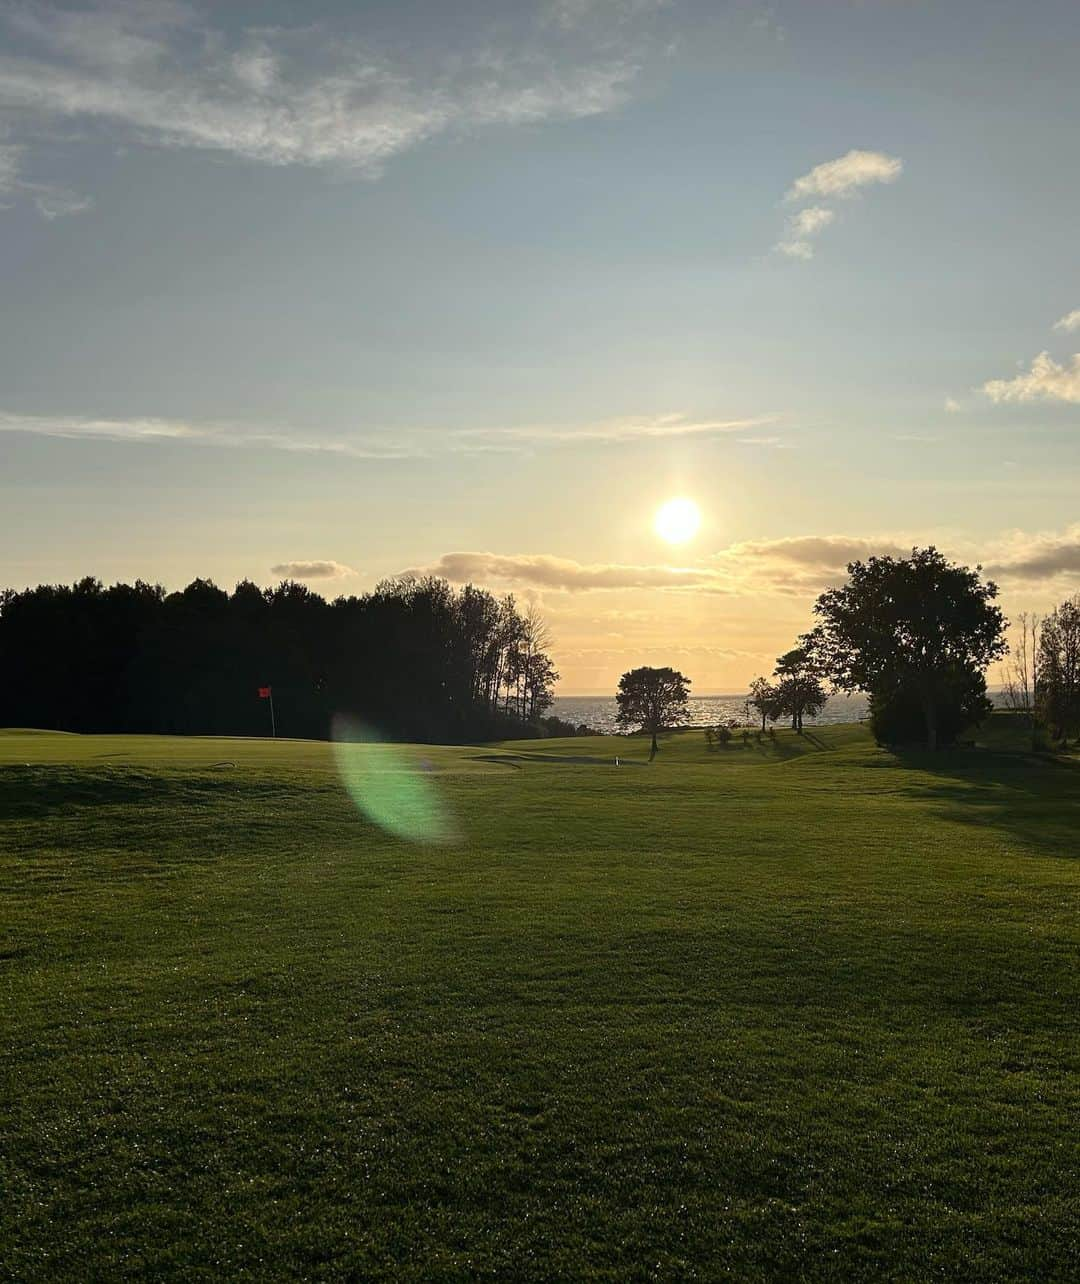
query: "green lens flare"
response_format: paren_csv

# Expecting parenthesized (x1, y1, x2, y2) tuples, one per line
(331, 715, 458, 845)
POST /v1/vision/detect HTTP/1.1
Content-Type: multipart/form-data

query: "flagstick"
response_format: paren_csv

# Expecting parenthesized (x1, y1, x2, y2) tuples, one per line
(268, 689, 276, 739)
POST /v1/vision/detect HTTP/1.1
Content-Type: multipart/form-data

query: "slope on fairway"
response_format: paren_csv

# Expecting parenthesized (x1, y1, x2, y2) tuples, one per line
(1, 722, 1078, 1280)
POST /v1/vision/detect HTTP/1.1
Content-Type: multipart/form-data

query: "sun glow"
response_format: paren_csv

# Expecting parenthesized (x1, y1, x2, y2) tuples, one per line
(654, 497, 701, 544)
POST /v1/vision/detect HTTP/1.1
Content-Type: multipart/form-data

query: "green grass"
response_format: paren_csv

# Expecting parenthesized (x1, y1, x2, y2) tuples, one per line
(1, 719, 1078, 1280)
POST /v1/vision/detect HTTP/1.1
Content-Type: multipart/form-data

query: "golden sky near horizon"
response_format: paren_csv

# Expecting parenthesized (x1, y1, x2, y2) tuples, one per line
(2, 2, 1079, 692)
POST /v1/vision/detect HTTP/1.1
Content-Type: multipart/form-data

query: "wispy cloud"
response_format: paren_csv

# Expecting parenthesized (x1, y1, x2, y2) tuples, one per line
(785, 149, 903, 202)
(28, 184, 94, 218)
(983, 351, 1080, 405)
(270, 560, 355, 581)
(776, 205, 834, 259)
(1052, 309, 1080, 333)
(944, 397, 961, 413)
(457, 412, 778, 447)
(0, 409, 421, 457)
(0, 407, 777, 457)
(0, 139, 91, 217)
(0, 1, 652, 187)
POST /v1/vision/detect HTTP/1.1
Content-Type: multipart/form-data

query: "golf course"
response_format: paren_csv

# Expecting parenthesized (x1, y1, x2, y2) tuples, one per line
(1, 718, 1077, 1280)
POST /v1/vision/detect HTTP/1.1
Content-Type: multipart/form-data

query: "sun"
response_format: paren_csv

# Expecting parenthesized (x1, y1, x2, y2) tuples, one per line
(654, 497, 701, 545)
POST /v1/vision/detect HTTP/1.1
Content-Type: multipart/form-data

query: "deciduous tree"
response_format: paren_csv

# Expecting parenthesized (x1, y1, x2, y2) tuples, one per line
(747, 676, 777, 731)
(809, 547, 1006, 750)
(772, 649, 827, 733)
(615, 666, 691, 760)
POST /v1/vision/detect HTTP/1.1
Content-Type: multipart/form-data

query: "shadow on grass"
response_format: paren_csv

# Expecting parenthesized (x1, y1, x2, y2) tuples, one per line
(0, 764, 309, 824)
(890, 746, 1080, 860)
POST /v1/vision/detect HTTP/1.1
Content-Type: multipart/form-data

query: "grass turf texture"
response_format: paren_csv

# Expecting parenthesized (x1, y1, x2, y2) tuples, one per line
(1, 719, 1078, 1280)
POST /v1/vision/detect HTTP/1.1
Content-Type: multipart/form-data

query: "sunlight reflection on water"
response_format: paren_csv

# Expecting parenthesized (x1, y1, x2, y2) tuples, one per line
(551, 693, 870, 735)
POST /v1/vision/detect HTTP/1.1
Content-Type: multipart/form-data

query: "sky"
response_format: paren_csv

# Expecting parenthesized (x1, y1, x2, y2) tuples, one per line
(2, 0, 1079, 692)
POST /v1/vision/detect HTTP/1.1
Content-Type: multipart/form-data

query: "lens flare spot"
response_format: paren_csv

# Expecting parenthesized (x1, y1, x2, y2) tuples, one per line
(331, 715, 458, 845)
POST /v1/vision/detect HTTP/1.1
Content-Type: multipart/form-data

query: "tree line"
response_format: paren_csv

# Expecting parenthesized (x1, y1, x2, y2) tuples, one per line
(616, 547, 1029, 753)
(6, 548, 1075, 753)
(748, 548, 1009, 750)
(0, 575, 561, 743)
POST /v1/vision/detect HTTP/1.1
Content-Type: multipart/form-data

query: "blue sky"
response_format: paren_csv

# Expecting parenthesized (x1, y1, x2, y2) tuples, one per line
(2, 0, 1079, 690)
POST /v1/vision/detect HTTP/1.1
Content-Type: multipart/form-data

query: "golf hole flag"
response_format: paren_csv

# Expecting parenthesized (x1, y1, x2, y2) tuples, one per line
(257, 685, 276, 736)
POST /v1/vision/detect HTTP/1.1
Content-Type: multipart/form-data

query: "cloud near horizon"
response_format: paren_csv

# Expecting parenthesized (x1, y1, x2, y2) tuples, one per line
(405, 536, 913, 598)
(402, 551, 733, 593)
(407, 529, 1080, 601)
(270, 560, 356, 580)
(1052, 309, 1080, 333)
(984, 525, 1080, 583)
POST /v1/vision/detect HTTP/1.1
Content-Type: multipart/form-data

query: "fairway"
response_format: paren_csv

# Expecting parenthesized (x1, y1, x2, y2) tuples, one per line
(2, 723, 1078, 1280)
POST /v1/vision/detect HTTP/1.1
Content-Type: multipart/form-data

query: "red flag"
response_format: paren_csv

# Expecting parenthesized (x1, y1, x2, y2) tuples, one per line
(258, 686, 271, 699)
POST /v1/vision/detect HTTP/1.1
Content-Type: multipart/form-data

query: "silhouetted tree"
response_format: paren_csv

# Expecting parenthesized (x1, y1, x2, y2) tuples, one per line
(1001, 612, 1043, 750)
(615, 666, 691, 760)
(747, 676, 778, 731)
(1037, 596, 1080, 746)
(809, 547, 1006, 750)
(772, 649, 827, 732)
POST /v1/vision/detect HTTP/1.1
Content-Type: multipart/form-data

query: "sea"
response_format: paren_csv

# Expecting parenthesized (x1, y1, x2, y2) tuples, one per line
(550, 692, 869, 735)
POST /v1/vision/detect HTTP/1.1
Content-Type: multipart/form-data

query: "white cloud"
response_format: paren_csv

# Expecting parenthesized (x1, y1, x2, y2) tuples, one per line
(785, 149, 903, 202)
(0, 3, 647, 178)
(1052, 309, 1080, 333)
(270, 560, 355, 581)
(944, 396, 961, 413)
(776, 204, 834, 259)
(983, 351, 1080, 405)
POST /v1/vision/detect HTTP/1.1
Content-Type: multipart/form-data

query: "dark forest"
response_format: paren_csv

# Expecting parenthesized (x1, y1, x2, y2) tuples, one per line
(0, 576, 560, 743)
